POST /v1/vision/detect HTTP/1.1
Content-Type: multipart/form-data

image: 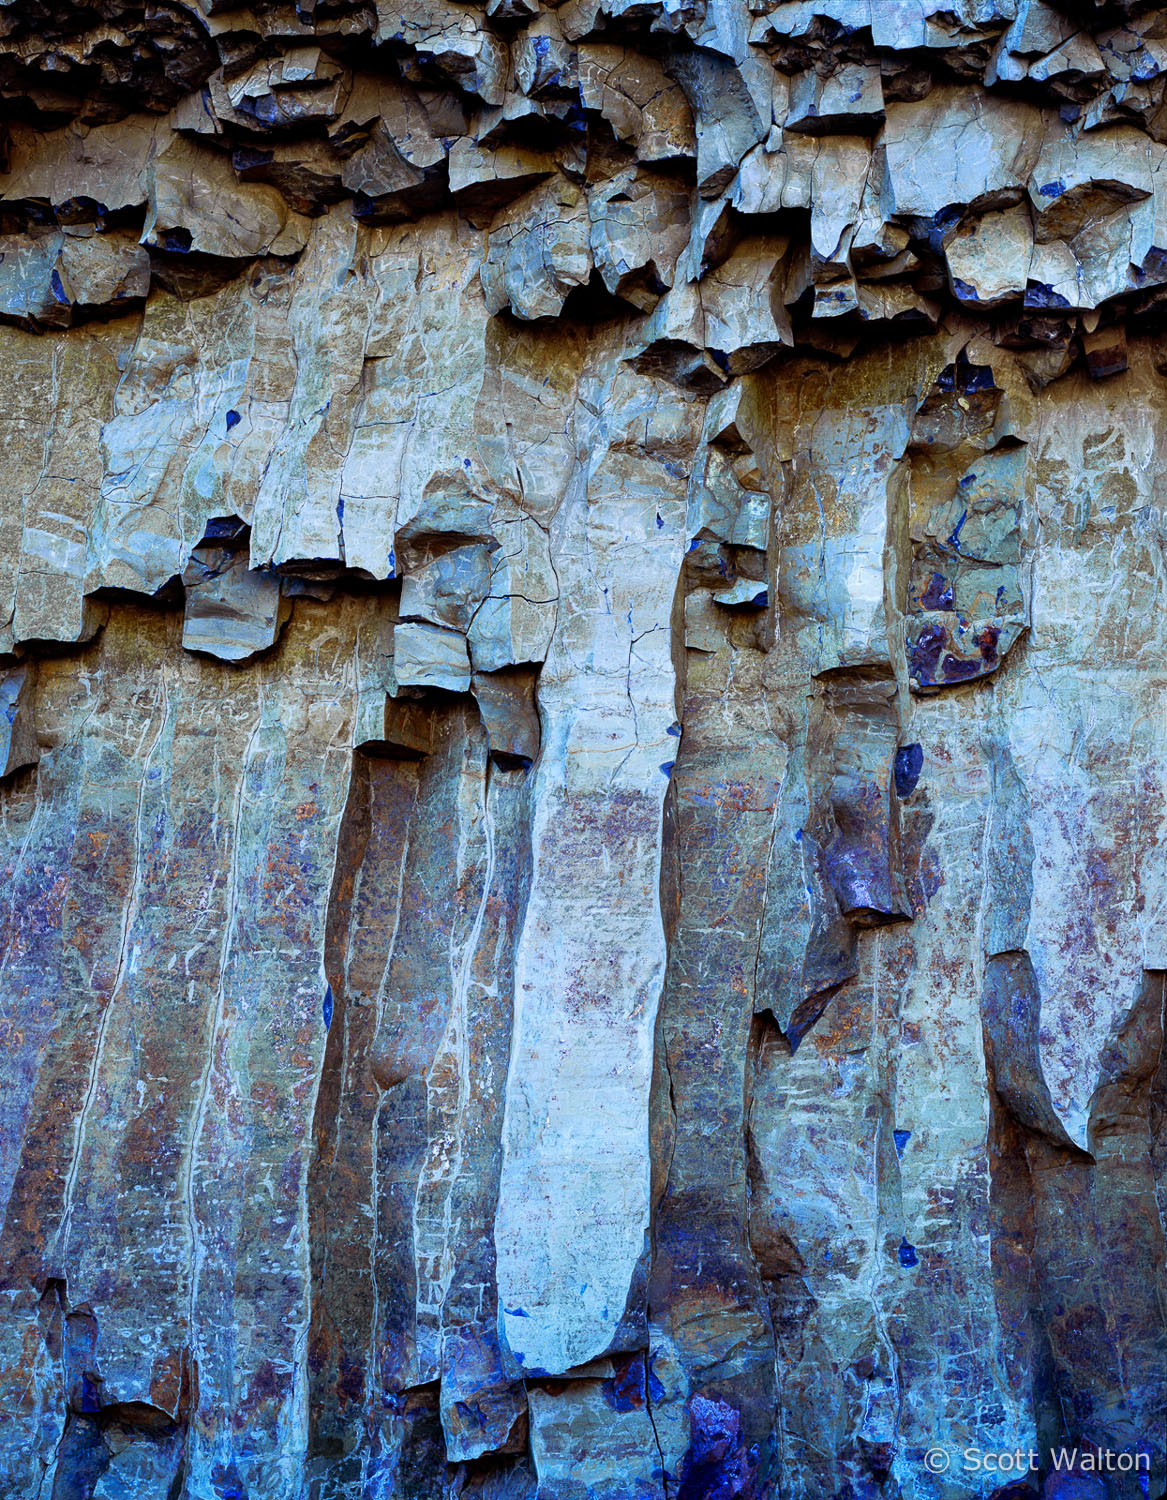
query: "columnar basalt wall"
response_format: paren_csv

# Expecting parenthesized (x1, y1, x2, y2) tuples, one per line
(0, 2, 1165, 1498)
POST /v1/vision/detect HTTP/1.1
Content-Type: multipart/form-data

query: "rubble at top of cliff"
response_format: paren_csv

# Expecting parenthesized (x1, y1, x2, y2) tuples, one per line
(2, 0, 1167, 380)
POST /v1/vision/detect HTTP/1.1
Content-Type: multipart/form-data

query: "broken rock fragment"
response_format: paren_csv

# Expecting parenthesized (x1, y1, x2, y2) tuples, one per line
(0, 665, 38, 778)
(907, 442, 1029, 692)
(181, 537, 291, 664)
(393, 620, 473, 693)
(472, 665, 541, 764)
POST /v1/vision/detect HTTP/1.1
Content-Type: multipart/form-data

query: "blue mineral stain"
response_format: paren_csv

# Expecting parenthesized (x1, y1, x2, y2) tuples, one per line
(898, 1238, 918, 1267)
(50, 269, 69, 306)
(794, 828, 803, 842)
(323, 986, 333, 1028)
(656, 511, 664, 529)
(894, 744, 923, 798)
(604, 1356, 647, 1412)
(647, 1355, 666, 1402)
(580, 1283, 587, 1293)
(920, 571, 953, 610)
(455, 1399, 485, 1429)
(1025, 281, 1071, 309)
(893, 1129, 911, 1156)
(336, 497, 345, 524)
(958, 471, 975, 489)
(211, 1460, 245, 1500)
(687, 537, 700, 551)
(505, 1306, 531, 1318)
(163, 227, 192, 253)
(1038, 178, 1066, 198)
(667, 722, 681, 737)
(945, 508, 968, 551)
(952, 277, 979, 302)
(233, 145, 273, 172)
(942, 652, 981, 683)
(388, 547, 396, 574)
(678, 1395, 754, 1498)
(660, 761, 675, 777)
(226, 409, 241, 432)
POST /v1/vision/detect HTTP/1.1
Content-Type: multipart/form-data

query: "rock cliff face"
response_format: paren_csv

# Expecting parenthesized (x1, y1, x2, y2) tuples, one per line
(0, 1, 1165, 1498)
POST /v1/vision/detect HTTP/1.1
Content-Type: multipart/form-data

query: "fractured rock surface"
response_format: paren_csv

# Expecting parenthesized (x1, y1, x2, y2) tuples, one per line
(0, 0, 1164, 1497)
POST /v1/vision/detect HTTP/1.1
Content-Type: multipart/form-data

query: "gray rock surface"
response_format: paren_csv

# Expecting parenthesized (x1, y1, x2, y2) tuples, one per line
(0, 1, 1164, 1498)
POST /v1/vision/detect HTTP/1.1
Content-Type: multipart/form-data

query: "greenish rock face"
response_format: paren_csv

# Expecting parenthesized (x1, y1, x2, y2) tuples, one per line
(0, 4, 1165, 1500)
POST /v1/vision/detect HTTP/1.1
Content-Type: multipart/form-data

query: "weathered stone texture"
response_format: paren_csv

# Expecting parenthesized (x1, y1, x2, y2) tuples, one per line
(0, 0, 1164, 1497)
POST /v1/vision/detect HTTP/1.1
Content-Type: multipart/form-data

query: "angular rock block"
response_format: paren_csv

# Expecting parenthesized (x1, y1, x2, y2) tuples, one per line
(393, 620, 473, 693)
(472, 666, 541, 765)
(181, 544, 291, 664)
(0, 665, 38, 779)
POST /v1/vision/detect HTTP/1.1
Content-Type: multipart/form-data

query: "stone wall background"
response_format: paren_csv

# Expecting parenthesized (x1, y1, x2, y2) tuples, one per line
(0, 0, 1164, 1496)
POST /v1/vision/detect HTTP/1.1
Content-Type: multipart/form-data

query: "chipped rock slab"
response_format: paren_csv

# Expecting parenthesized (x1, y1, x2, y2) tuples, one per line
(0, 666, 38, 779)
(393, 620, 472, 693)
(181, 544, 291, 663)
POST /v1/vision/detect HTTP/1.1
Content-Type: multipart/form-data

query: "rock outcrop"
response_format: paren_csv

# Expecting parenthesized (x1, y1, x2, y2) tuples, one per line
(0, 0, 1164, 1497)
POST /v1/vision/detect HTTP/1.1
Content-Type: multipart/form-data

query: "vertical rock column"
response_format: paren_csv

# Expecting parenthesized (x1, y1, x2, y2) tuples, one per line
(0, 601, 369, 1499)
(495, 356, 703, 1378)
(650, 379, 781, 1472)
